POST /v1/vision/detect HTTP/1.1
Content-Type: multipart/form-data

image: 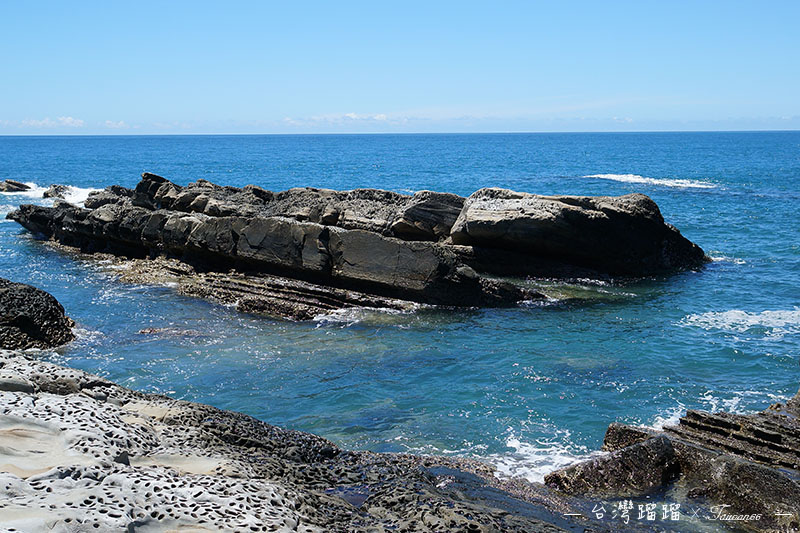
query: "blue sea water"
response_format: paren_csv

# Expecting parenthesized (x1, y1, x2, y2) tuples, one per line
(1, 132, 798, 481)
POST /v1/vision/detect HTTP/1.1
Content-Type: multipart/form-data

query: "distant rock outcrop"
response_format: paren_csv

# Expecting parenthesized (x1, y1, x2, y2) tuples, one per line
(7, 172, 708, 319)
(0, 278, 74, 350)
(0, 179, 31, 192)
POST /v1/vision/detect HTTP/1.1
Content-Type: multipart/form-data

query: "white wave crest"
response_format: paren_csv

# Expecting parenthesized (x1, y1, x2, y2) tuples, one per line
(0, 182, 100, 206)
(488, 436, 603, 483)
(60, 185, 101, 206)
(313, 305, 419, 327)
(680, 308, 800, 337)
(583, 173, 715, 189)
(0, 204, 15, 221)
(0, 182, 49, 198)
(708, 254, 746, 265)
(645, 404, 685, 430)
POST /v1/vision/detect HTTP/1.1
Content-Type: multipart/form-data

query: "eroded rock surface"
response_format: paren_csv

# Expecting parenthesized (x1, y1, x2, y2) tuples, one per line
(0, 352, 592, 532)
(0, 279, 74, 350)
(8, 172, 707, 319)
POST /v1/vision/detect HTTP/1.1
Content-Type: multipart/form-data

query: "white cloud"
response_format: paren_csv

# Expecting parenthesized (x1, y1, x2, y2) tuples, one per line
(58, 116, 84, 127)
(20, 116, 85, 128)
(104, 120, 129, 129)
(283, 112, 398, 127)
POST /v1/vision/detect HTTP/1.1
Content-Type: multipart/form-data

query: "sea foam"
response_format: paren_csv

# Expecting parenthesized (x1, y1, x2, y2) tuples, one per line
(0, 182, 100, 206)
(488, 435, 604, 483)
(0, 182, 49, 198)
(583, 173, 715, 189)
(681, 308, 800, 337)
(60, 185, 101, 206)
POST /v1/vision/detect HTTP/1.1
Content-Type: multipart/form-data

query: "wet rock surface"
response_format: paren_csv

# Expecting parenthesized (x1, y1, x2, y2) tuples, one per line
(0, 279, 74, 350)
(42, 184, 70, 199)
(545, 391, 800, 532)
(7, 172, 706, 319)
(0, 179, 30, 192)
(0, 352, 597, 532)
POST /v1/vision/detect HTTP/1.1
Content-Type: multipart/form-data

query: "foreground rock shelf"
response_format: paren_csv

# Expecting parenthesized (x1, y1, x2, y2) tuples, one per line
(0, 352, 594, 532)
(3, 351, 799, 532)
(7, 172, 707, 319)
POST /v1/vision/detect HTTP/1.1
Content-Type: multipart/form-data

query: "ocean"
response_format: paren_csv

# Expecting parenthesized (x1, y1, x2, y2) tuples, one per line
(1, 132, 798, 482)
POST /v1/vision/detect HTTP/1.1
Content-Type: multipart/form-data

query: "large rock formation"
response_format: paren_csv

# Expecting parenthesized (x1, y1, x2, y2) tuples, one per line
(8, 172, 707, 319)
(545, 391, 800, 532)
(450, 188, 706, 276)
(0, 279, 74, 350)
(0, 352, 592, 532)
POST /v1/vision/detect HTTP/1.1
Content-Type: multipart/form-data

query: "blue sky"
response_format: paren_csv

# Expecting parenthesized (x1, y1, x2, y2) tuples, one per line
(1, 1, 798, 134)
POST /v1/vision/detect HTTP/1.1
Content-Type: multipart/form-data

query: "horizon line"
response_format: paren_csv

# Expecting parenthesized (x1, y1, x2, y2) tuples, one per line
(1, 128, 800, 138)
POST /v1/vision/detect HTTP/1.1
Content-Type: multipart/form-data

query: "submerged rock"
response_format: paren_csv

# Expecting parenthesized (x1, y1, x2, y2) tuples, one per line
(0, 179, 30, 192)
(7, 172, 707, 319)
(0, 278, 74, 350)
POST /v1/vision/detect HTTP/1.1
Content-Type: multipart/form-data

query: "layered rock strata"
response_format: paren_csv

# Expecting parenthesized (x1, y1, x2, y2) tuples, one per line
(8, 173, 707, 319)
(545, 391, 800, 532)
(0, 352, 594, 532)
(0, 279, 74, 350)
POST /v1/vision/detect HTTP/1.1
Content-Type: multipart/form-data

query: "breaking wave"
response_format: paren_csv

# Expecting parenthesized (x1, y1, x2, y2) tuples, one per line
(313, 305, 420, 327)
(583, 173, 715, 189)
(0, 182, 100, 206)
(488, 435, 603, 483)
(680, 308, 800, 337)
(0, 182, 49, 198)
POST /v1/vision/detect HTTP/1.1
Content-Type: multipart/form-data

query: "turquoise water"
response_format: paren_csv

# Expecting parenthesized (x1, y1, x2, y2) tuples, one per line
(1, 132, 798, 481)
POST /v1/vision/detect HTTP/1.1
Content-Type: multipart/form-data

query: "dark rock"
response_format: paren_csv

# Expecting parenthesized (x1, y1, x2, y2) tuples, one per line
(546, 389, 800, 531)
(602, 422, 657, 451)
(450, 188, 708, 276)
(544, 436, 680, 497)
(390, 190, 465, 241)
(0, 278, 74, 349)
(43, 184, 70, 199)
(0, 179, 31, 192)
(84, 185, 134, 209)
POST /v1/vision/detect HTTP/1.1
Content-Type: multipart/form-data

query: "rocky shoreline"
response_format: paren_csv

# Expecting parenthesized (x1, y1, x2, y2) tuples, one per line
(0, 282, 798, 531)
(1, 350, 594, 532)
(2, 346, 799, 532)
(7, 173, 707, 320)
